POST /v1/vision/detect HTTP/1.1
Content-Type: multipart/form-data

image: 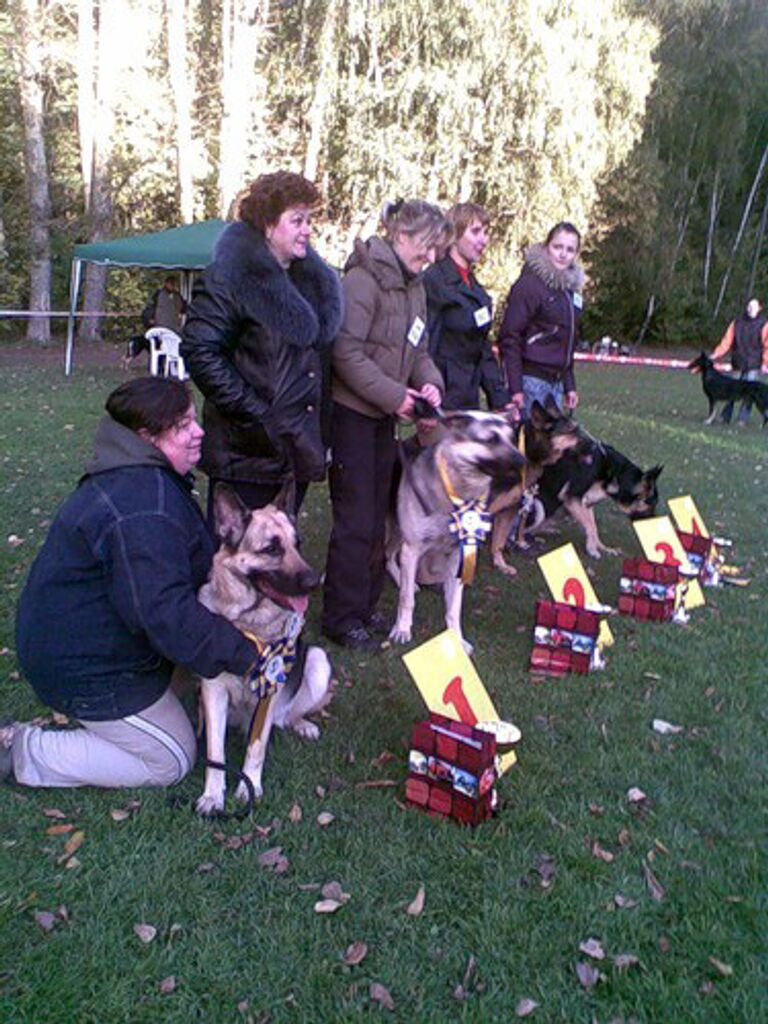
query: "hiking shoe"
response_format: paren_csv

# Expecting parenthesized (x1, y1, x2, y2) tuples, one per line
(365, 611, 390, 636)
(323, 625, 381, 653)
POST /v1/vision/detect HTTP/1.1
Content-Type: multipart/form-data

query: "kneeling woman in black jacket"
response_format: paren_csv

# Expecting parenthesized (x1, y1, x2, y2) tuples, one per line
(3, 378, 261, 789)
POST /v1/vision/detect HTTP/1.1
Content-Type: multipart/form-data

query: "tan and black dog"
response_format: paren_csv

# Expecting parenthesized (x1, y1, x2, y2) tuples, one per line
(195, 484, 332, 816)
(387, 409, 526, 654)
(487, 398, 583, 576)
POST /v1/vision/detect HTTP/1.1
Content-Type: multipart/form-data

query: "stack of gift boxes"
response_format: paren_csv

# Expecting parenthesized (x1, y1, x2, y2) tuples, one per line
(617, 557, 679, 622)
(405, 712, 497, 826)
(528, 599, 601, 676)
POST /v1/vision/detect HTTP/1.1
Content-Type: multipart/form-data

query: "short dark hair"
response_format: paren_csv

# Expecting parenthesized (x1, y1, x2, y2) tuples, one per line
(448, 202, 491, 239)
(545, 221, 582, 247)
(238, 171, 321, 234)
(106, 377, 192, 436)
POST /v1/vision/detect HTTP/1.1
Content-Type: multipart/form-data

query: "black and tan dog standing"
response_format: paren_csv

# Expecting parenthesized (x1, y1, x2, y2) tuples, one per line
(194, 485, 332, 816)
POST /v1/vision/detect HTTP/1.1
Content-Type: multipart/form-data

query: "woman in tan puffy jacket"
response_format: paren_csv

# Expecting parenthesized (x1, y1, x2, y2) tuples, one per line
(322, 200, 449, 651)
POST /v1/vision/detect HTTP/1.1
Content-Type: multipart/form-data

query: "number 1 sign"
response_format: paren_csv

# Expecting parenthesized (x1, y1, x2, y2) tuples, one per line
(402, 630, 518, 775)
(537, 543, 614, 648)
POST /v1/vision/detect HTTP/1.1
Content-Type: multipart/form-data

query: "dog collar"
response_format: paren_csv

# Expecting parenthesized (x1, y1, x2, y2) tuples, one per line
(436, 453, 492, 585)
(241, 613, 302, 700)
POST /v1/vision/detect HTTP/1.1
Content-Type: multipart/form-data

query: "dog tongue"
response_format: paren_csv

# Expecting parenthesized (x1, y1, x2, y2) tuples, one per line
(289, 594, 309, 615)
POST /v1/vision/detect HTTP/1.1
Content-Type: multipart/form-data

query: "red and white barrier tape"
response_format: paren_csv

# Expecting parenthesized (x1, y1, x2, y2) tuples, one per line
(574, 352, 727, 371)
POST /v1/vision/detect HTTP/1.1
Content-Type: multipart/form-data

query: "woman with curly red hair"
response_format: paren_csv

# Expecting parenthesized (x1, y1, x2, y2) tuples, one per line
(181, 171, 343, 519)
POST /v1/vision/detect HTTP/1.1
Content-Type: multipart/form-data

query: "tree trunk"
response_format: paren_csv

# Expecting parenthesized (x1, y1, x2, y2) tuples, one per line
(713, 141, 768, 319)
(703, 164, 721, 299)
(79, 0, 120, 343)
(746, 184, 768, 300)
(636, 294, 655, 347)
(303, 0, 339, 182)
(77, 0, 95, 209)
(13, 0, 52, 344)
(218, 0, 270, 217)
(167, 0, 194, 222)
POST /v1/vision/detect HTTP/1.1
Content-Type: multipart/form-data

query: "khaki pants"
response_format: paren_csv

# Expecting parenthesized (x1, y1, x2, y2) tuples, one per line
(12, 687, 196, 788)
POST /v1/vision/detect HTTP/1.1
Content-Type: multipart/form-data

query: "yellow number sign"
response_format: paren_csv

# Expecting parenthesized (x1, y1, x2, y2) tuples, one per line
(537, 543, 613, 648)
(402, 630, 517, 774)
(668, 495, 710, 538)
(633, 516, 705, 610)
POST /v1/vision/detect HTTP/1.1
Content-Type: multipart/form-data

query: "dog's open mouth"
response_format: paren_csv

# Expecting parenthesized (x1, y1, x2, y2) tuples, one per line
(255, 578, 310, 615)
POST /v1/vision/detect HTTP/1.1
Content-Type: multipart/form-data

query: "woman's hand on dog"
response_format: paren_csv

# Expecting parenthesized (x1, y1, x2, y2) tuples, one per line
(396, 385, 442, 423)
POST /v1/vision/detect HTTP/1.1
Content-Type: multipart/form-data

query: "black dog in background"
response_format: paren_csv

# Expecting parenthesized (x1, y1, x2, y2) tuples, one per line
(688, 352, 768, 427)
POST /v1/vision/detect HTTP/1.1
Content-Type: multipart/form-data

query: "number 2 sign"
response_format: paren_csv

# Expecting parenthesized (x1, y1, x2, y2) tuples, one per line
(402, 630, 518, 774)
(633, 516, 705, 610)
(537, 543, 614, 648)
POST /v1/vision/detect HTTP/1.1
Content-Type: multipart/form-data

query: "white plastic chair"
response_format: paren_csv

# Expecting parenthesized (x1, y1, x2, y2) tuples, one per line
(145, 328, 187, 380)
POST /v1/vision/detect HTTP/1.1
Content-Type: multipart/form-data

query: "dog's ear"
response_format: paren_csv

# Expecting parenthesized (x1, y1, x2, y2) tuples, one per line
(441, 411, 474, 435)
(645, 464, 663, 482)
(528, 401, 548, 430)
(212, 484, 251, 549)
(543, 394, 562, 417)
(271, 477, 297, 519)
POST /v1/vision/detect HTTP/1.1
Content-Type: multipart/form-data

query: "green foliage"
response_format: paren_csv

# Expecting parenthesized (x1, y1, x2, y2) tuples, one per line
(1, 359, 767, 1020)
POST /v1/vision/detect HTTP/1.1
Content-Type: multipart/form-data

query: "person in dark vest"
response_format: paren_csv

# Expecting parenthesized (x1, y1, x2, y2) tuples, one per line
(711, 298, 768, 424)
(181, 172, 343, 522)
(423, 202, 509, 411)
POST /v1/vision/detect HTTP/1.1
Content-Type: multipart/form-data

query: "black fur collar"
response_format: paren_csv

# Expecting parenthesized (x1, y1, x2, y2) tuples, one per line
(525, 242, 585, 292)
(213, 221, 343, 348)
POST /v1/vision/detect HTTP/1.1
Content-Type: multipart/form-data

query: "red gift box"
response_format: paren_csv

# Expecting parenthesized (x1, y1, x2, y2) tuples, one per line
(529, 599, 601, 676)
(405, 712, 497, 826)
(618, 558, 678, 621)
(676, 531, 713, 581)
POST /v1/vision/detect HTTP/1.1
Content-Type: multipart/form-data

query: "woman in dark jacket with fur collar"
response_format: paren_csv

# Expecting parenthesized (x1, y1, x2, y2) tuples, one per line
(181, 172, 343, 517)
(498, 222, 585, 416)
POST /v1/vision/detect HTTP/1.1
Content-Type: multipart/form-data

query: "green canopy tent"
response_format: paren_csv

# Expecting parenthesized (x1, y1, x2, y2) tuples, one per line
(65, 219, 227, 374)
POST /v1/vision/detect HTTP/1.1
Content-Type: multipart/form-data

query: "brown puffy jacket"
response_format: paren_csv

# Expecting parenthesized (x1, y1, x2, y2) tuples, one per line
(331, 236, 443, 418)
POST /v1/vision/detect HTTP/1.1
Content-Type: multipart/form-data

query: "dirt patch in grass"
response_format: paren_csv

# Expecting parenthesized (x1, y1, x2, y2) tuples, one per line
(0, 340, 126, 370)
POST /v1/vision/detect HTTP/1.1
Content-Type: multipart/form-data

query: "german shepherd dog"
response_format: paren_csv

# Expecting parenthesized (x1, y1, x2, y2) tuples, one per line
(387, 409, 525, 654)
(487, 399, 583, 576)
(687, 352, 767, 425)
(533, 440, 662, 558)
(194, 485, 332, 816)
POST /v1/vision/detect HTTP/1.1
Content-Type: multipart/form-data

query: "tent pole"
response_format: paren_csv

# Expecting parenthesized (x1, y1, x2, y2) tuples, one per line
(64, 259, 83, 376)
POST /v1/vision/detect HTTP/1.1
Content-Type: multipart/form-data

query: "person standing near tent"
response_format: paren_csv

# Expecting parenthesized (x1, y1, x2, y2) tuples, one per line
(143, 276, 186, 334)
(181, 172, 343, 520)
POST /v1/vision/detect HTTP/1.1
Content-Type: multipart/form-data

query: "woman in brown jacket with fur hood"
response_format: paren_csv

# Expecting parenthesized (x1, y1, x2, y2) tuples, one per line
(322, 200, 449, 651)
(499, 221, 585, 417)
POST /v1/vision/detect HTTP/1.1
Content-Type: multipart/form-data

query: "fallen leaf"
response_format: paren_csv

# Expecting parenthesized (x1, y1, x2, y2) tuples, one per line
(133, 923, 157, 944)
(258, 847, 284, 868)
(588, 803, 605, 817)
(288, 802, 302, 824)
(658, 935, 671, 953)
(61, 831, 85, 858)
(617, 828, 632, 847)
(55, 905, 69, 922)
(33, 911, 57, 933)
(321, 881, 350, 904)
(644, 862, 666, 902)
(369, 982, 395, 1011)
(627, 787, 647, 804)
(315, 785, 326, 798)
(314, 899, 342, 914)
(168, 922, 183, 939)
(343, 941, 368, 966)
(158, 975, 177, 995)
(575, 961, 602, 990)
(406, 885, 425, 917)
(46, 824, 75, 836)
(109, 809, 131, 822)
(652, 718, 684, 735)
(533, 853, 556, 889)
(42, 808, 67, 820)
(515, 997, 539, 1017)
(64, 856, 81, 871)
(699, 981, 716, 996)
(371, 750, 397, 768)
(654, 838, 670, 855)
(317, 812, 335, 827)
(355, 779, 398, 789)
(643, 671, 661, 681)
(613, 953, 640, 970)
(196, 862, 216, 874)
(579, 937, 605, 960)
(614, 893, 639, 910)
(708, 957, 733, 978)
(591, 841, 615, 863)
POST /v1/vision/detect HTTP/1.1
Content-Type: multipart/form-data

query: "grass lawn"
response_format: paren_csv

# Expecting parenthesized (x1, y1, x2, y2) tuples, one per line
(0, 354, 766, 1023)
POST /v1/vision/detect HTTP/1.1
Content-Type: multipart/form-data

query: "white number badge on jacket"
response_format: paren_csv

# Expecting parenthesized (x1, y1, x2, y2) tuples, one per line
(407, 316, 426, 347)
(572, 292, 583, 310)
(474, 306, 491, 328)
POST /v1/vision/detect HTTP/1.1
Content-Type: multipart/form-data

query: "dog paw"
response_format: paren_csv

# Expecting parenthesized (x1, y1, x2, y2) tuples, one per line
(494, 559, 518, 577)
(461, 638, 474, 656)
(195, 793, 225, 817)
(586, 546, 602, 559)
(388, 625, 412, 645)
(235, 779, 262, 804)
(292, 718, 320, 741)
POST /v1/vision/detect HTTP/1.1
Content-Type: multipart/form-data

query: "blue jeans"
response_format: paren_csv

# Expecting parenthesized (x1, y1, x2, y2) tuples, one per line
(522, 375, 564, 418)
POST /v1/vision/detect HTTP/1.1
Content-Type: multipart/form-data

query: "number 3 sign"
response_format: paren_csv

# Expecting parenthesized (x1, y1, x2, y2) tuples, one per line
(537, 543, 614, 648)
(402, 630, 518, 774)
(633, 516, 705, 610)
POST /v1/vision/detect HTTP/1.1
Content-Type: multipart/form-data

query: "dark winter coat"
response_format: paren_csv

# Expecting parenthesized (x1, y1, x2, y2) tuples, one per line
(424, 257, 509, 410)
(15, 418, 258, 721)
(181, 222, 344, 483)
(498, 243, 585, 395)
(331, 237, 443, 418)
(732, 314, 768, 371)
